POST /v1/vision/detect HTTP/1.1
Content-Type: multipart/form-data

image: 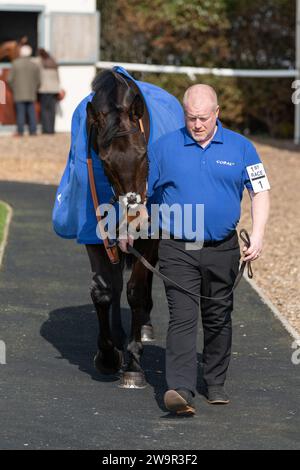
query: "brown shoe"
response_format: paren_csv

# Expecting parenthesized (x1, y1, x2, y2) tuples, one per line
(164, 389, 196, 416)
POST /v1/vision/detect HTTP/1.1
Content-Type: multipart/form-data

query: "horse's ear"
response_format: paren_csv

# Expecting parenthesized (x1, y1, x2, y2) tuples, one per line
(130, 95, 144, 121)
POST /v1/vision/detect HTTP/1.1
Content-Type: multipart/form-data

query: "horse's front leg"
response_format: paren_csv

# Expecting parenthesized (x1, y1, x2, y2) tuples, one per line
(86, 245, 124, 375)
(120, 263, 147, 388)
(120, 240, 158, 388)
(91, 273, 123, 375)
(140, 240, 158, 342)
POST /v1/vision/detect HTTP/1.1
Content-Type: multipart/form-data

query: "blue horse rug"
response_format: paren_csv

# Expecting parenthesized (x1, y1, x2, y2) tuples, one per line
(52, 66, 185, 244)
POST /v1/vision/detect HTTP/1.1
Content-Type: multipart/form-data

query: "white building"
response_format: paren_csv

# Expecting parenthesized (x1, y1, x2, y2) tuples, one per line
(0, 0, 99, 131)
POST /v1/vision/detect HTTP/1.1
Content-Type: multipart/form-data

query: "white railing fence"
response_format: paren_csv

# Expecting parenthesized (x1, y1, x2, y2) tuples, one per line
(96, 61, 297, 78)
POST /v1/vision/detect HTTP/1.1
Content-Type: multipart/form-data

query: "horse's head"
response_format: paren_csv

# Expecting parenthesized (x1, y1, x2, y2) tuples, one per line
(0, 36, 28, 61)
(86, 70, 149, 213)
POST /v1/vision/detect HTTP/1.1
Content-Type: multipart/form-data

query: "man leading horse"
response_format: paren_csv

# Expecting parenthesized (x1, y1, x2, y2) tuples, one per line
(53, 69, 270, 412)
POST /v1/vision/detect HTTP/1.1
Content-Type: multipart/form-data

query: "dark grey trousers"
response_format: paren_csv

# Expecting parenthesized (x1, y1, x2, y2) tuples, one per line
(39, 93, 57, 134)
(15, 102, 37, 135)
(158, 231, 240, 393)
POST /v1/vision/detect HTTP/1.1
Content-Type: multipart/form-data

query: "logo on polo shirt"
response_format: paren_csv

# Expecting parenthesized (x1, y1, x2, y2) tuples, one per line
(216, 160, 235, 166)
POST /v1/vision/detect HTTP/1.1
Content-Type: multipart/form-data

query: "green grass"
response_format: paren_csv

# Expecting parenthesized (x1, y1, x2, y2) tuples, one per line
(0, 202, 9, 245)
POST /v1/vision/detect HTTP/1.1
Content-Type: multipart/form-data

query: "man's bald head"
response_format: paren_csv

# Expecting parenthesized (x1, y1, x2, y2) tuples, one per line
(183, 84, 218, 111)
(183, 84, 219, 145)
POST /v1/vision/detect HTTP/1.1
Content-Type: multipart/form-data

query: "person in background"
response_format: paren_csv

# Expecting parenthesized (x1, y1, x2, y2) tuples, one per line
(7, 44, 40, 136)
(35, 48, 61, 134)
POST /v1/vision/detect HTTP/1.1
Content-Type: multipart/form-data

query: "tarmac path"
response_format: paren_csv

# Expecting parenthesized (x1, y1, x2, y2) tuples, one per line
(0, 181, 299, 450)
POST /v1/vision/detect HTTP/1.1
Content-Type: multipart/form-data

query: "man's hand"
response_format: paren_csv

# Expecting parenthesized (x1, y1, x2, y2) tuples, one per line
(118, 235, 134, 253)
(244, 189, 270, 262)
(242, 233, 263, 262)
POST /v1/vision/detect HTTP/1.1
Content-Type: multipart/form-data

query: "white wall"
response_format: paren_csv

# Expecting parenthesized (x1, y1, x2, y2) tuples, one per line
(0, 0, 97, 50)
(0, 0, 98, 132)
(0, 0, 96, 14)
(56, 65, 96, 132)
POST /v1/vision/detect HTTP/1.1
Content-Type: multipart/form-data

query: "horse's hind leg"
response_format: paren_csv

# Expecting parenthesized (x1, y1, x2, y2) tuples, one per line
(86, 244, 125, 375)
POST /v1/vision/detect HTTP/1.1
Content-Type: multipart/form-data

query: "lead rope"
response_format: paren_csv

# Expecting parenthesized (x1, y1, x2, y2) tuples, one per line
(125, 228, 253, 301)
(87, 125, 120, 264)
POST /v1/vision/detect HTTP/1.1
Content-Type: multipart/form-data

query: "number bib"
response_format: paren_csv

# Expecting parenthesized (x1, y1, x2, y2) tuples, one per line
(246, 163, 270, 193)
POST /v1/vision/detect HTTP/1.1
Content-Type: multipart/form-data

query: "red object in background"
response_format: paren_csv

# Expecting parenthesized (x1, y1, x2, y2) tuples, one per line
(0, 68, 16, 124)
(0, 68, 40, 125)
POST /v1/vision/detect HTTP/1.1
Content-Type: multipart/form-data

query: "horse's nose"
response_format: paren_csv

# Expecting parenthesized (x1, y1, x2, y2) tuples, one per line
(127, 193, 137, 205)
(122, 192, 142, 208)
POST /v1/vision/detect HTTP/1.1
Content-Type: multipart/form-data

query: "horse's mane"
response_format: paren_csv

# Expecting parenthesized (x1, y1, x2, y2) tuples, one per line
(91, 70, 136, 148)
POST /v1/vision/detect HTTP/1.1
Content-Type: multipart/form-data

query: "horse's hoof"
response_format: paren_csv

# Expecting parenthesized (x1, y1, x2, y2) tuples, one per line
(94, 348, 123, 375)
(141, 325, 155, 342)
(118, 371, 147, 389)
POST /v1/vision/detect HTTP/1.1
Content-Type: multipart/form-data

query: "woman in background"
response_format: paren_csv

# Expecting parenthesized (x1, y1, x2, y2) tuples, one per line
(36, 48, 61, 134)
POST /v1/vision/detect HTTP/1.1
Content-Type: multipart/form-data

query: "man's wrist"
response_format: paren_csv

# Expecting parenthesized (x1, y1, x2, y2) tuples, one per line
(251, 228, 265, 238)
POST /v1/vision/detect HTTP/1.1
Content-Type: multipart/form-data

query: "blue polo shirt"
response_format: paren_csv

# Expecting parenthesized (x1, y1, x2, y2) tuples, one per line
(147, 120, 264, 241)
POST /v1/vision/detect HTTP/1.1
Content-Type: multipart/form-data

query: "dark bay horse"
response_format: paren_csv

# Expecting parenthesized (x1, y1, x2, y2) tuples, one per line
(85, 70, 160, 389)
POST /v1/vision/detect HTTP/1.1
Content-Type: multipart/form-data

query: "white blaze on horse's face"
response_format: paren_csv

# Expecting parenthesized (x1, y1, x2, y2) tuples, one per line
(121, 192, 141, 209)
(118, 192, 149, 232)
(120, 191, 147, 209)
